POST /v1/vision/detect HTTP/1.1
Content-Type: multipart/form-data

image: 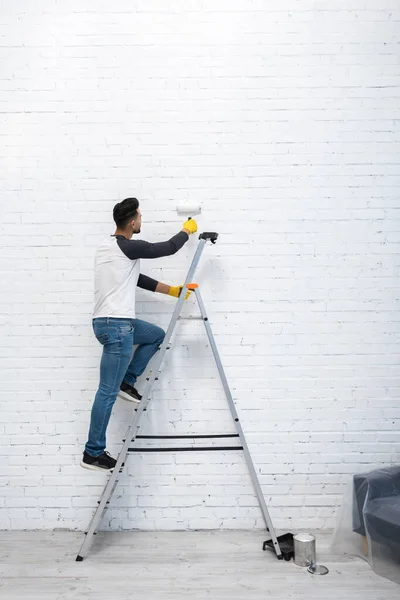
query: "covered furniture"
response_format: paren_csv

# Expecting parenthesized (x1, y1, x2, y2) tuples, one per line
(353, 466, 400, 557)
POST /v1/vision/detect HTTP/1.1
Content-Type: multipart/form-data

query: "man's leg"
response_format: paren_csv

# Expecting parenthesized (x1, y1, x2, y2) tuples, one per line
(123, 319, 165, 387)
(84, 320, 134, 459)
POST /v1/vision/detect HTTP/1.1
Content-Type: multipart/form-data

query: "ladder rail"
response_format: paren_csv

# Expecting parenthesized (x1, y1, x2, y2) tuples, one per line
(194, 287, 282, 557)
(76, 238, 208, 561)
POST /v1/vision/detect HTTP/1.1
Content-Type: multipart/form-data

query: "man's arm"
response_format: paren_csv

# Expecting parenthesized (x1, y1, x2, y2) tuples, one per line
(137, 273, 159, 292)
(117, 231, 189, 261)
(130, 219, 199, 296)
(137, 274, 182, 297)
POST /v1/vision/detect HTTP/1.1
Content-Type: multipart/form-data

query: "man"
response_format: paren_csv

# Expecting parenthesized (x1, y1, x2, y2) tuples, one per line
(81, 197, 198, 472)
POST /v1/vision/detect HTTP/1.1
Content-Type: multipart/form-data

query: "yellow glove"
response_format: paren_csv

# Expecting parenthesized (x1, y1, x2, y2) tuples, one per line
(168, 285, 192, 300)
(183, 218, 198, 234)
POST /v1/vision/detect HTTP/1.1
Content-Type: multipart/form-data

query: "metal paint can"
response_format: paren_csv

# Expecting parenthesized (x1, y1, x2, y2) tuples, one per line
(293, 533, 316, 567)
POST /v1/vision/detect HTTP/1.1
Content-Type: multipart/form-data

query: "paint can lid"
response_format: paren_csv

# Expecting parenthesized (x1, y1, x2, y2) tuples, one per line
(308, 564, 329, 576)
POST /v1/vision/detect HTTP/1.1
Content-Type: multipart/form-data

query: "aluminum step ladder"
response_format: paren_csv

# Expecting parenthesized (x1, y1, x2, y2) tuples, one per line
(76, 232, 282, 561)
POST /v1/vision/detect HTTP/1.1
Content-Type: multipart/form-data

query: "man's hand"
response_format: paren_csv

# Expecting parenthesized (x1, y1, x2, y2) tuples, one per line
(182, 218, 198, 235)
(168, 285, 192, 300)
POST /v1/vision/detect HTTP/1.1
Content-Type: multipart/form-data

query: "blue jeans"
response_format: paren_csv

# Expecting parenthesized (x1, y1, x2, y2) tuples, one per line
(85, 317, 165, 457)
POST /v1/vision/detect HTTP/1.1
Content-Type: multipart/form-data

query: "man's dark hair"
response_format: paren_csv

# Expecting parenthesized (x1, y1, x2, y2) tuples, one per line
(113, 198, 139, 228)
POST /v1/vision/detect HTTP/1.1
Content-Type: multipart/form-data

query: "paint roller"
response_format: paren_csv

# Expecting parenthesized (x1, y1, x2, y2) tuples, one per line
(176, 204, 202, 221)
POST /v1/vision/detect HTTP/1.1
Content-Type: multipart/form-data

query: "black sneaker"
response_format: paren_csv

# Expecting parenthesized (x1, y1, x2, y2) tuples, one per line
(119, 380, 142, 404)
(80, 450, 117, 472)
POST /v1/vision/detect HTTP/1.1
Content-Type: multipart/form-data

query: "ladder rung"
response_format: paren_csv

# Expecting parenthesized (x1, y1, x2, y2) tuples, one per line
(136, 434, 239, 440)
(127, 446, 244, 453)
(178, 316, 205, 320)
(122, 434, 239, 442)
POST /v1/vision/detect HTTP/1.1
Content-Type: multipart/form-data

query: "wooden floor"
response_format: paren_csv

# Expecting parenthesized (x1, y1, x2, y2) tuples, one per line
(0, 531, 398, 599)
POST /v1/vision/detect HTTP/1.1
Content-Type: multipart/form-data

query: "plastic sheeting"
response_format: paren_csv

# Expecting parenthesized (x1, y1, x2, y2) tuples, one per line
(331, 466, 400, 585)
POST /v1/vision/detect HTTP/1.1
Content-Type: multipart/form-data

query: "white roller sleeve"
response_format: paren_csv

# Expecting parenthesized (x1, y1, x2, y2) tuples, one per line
(176, 204, 202, 216)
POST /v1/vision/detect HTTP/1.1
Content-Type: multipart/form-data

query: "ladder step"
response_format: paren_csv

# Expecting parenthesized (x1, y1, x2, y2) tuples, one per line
(122, 434, 239, 442)
(136, 434, 239, 440)
(178, 316, 205, 321)
(127, 446, 243, 453)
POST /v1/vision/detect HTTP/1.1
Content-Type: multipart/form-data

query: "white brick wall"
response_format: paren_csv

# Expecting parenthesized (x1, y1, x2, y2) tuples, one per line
(1, 0, 400, 532)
